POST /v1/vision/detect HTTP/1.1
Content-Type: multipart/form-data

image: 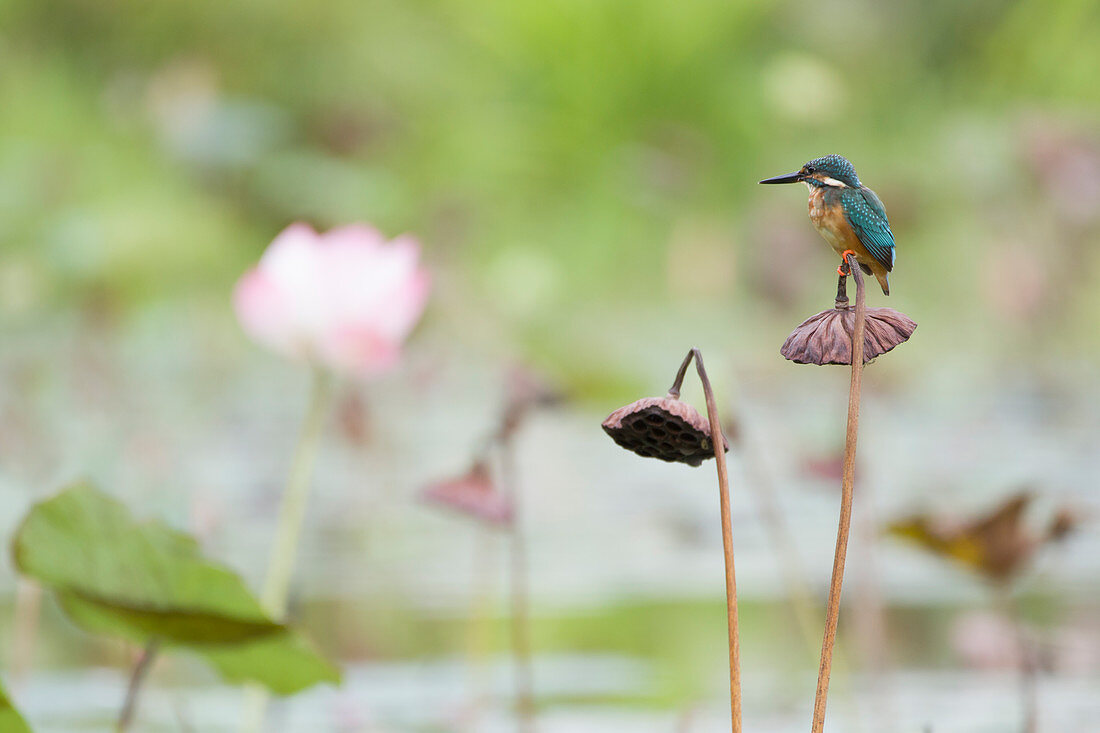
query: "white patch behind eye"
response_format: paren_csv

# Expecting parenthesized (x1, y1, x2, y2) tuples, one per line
(820, 176, 846, 187)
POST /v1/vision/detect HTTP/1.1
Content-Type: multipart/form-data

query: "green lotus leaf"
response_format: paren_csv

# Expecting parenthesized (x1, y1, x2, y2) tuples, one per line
(197, 630, 342, 694)
(12, 482, 340, 694)
(0, 679, 32, 733)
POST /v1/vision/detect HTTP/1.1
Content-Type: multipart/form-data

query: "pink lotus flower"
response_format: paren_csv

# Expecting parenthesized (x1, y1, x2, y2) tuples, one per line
(234, 223, 430, 377)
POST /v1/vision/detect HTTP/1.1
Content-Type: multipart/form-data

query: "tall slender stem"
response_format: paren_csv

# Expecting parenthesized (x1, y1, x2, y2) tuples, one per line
(811, 252, 865, 732)
(240, 368, 333, 733)
(9, 580, 42, 687)
(997, 586, 1038, 733)
(501, 433, 535, 732)
(690, 348, 742, 733)
(464, 530, 496, 729)
(117, 638, 160, 733)
(260, 368, 334, 616)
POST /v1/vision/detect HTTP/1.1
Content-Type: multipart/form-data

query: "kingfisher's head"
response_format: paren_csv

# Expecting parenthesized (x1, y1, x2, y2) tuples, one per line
(759, 154, 861, 189)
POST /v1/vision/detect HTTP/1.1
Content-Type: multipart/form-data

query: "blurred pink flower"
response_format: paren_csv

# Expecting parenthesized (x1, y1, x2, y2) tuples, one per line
(234, 223, 430, 377)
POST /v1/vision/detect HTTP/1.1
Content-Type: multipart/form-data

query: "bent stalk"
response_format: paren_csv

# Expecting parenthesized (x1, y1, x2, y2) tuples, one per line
(688, 348, 743, 733)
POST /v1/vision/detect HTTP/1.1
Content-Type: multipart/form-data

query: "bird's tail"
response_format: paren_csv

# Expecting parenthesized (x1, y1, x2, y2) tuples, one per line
(858, 263, 891, 295)
(875, 270, 890, 296)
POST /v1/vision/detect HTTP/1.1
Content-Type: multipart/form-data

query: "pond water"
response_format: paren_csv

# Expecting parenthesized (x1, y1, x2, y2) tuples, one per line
(2, 317, 1098, 730)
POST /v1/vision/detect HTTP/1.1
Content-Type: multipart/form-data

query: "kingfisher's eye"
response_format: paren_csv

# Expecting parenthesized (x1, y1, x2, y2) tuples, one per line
(805, 166, 815, 174)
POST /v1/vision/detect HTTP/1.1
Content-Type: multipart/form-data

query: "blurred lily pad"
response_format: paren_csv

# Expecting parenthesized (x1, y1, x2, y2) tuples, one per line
(12, 483, 340, 694)
(0, 679, 32, 732)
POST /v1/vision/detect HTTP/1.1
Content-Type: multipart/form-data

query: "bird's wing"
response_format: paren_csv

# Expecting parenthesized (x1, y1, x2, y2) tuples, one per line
(842, 187, 895, 272)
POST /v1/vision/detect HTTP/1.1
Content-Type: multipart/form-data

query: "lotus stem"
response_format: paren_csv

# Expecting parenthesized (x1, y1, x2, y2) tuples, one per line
(811, 252, 865, 733)
(997, 586, 1038, 733)
(241, 367, 333, 733)
(117, 638, 160, 733)
(688, 348, 742, 733)
(834, 268, 849, 309)
(668, 349, 695, 398)
(501, 432, 536, 732)
(9, 580, 42, 686)
(259, 368, 334, 615)
(464, 530, 496, 727)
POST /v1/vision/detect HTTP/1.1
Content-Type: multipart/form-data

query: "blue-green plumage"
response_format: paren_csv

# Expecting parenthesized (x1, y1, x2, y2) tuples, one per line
(759, 154, 896, 295)
(839, 187, 895, 272)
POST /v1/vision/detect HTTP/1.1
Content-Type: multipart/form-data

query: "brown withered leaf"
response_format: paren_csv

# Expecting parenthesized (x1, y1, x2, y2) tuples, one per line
(782, 306, 916, 365)
(602, 396, 728, 467)
(887, 492, 1079, 584)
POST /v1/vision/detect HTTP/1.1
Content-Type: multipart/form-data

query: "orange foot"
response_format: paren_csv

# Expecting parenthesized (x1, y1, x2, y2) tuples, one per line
(836, 250, 857, 275)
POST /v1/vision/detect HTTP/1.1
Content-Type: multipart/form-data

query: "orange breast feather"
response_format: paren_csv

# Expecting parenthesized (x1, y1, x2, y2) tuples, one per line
(809, 191, 860, 255)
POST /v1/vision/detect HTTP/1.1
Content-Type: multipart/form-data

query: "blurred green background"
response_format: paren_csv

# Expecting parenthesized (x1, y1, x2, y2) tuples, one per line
(4, 0, 1099, 354)
(1, 0, 1099, 731)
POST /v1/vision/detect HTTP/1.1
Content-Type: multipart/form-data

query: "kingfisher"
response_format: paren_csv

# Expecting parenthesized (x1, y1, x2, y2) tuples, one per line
(759, 154, 895, 295)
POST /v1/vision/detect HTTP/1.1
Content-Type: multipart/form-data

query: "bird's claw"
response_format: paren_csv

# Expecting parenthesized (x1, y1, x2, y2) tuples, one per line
(837, 250, 857, 275)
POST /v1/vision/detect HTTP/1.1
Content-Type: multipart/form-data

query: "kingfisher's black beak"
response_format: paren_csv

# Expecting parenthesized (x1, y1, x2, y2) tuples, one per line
(758, 171, 803, 184)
